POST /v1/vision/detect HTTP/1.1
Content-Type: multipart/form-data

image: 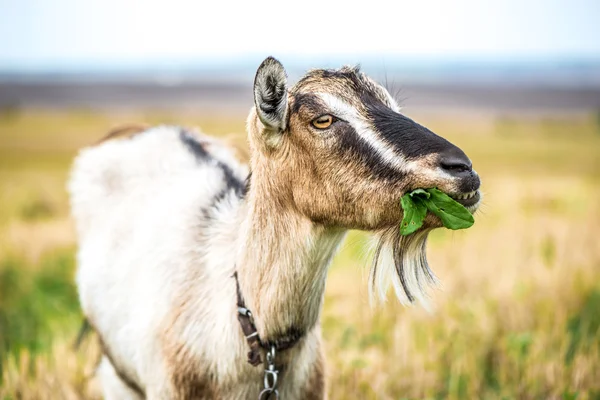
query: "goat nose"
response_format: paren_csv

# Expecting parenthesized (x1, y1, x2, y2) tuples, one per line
(439, 148, 472, 176)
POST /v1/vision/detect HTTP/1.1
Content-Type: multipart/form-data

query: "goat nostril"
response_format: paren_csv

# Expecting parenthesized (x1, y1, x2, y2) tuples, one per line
(439, 148, 473, 175)
(440, 154, 472, 174)
(441, 161, 471, 173)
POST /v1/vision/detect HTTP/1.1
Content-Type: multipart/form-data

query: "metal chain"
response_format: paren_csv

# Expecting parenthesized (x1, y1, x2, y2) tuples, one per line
(258, 346, 279, 400)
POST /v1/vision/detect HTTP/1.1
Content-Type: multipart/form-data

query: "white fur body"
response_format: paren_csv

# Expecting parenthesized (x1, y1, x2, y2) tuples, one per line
(70, 127, 326, 399)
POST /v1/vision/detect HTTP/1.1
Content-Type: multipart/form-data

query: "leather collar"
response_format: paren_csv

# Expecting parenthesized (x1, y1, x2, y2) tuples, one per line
(233, 272, 302, 366)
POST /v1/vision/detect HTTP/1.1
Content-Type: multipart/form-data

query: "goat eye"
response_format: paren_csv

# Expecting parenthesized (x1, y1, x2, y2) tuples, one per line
(311, 115, 334, 129)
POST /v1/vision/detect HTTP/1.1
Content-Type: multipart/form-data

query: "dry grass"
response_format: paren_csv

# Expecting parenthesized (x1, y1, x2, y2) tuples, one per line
(1, 109, 599, 399)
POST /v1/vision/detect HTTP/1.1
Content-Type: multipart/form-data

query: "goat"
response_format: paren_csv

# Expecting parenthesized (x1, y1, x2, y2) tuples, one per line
(69, 57, 481, 399)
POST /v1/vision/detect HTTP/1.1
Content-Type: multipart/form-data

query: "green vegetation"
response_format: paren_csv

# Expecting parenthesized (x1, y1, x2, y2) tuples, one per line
(400, 188, 474, 235)
(1, 110, 600, 399)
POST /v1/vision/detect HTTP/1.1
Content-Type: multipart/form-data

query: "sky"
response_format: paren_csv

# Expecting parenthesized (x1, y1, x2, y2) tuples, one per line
(0, 0, 599, 71)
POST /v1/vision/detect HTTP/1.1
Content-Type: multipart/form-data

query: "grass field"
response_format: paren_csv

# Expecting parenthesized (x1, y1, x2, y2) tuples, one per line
(1, 109, 599, 399)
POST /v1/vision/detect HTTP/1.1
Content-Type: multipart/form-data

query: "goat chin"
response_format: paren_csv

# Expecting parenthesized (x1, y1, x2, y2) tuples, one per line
(368, 227, 439, 309)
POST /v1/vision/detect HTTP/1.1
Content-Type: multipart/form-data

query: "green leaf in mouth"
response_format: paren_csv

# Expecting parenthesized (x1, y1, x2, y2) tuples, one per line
(399, 187, 475, 235)
(423, 188, 475, 230)
(400, 194, 428, 235)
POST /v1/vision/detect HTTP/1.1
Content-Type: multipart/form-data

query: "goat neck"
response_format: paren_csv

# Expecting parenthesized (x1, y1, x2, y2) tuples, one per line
(235, 168, 345, 350)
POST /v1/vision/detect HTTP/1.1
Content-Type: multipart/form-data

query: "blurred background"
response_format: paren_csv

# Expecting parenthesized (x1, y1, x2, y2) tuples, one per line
(1, 0, 599, 398)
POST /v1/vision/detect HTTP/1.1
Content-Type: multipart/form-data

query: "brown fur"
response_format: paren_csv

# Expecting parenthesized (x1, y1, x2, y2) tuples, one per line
(161, 294, 220, 400)
(293, 66, 397, 112)
(247, 94, 436, 232)
(239, 64, 452, 345)
(96, 123, 150, 145)
(301, 344, 327, 400)
(238, 59, 475, 365)
(166, 342, 219, 400)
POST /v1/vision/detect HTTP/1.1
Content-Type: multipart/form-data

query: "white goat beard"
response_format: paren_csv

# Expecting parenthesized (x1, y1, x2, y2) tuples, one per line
(368, 227, 439, 308)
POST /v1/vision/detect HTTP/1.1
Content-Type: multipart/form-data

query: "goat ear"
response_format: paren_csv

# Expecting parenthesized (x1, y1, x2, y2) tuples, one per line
(253, 57, 288, 132)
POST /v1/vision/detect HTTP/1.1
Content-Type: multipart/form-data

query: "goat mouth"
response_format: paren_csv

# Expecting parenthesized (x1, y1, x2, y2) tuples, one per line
(449, 189, 481, 209)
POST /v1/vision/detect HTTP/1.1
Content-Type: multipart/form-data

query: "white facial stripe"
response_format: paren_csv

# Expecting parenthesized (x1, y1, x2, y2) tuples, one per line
(317, 92, 447, 180)
(317, 92, 411, 172)
(316, 93, 461, 186)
